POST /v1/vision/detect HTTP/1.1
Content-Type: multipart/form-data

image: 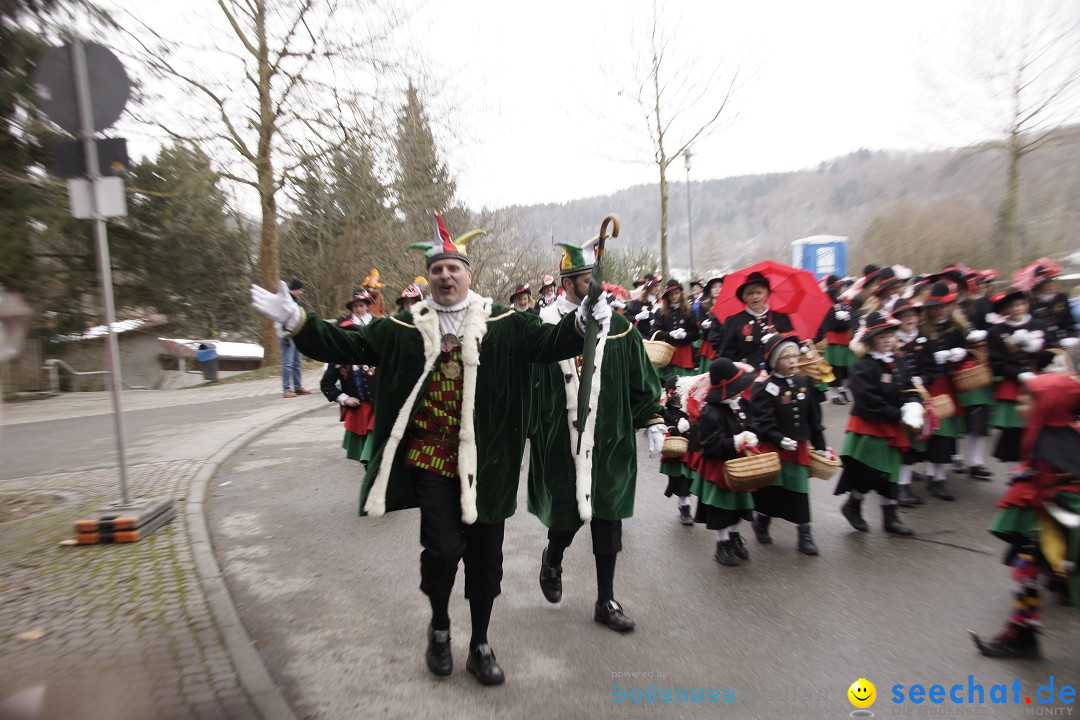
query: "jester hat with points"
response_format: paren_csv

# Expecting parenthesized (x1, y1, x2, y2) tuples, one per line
(556, 238, 600, 278)
(408, 212, 485, 268)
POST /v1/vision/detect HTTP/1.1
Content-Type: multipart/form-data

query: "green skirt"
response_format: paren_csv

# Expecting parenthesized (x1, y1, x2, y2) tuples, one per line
(660, 458, 687, 477)
(688, 467, 755, 512)
(774, 459, 809, 494)
(933, 415, 965, 439)
(824, 343, 855, 369)
(988, 506, 1038, 544)
(990, 400, 1024, 430)
(343, 430, 372, 463)
(841, 432, 901, 480)
(958, 386, 994, 407)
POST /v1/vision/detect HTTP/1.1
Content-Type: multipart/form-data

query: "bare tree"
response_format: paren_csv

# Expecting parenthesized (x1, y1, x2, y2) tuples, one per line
(922, 1, 1080, 271)
(625, 0, 740, 279)
(121, 0, 400, 361)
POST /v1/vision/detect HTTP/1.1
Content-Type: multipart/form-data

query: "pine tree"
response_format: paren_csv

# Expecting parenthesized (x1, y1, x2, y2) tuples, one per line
(393, 81, 457, 245)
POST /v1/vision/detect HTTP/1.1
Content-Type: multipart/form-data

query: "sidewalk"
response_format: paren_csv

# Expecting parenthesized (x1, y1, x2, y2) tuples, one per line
(0, 372, 323, 720)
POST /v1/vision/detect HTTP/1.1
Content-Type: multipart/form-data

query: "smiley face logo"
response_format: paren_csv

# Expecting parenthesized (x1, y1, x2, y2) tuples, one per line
(848, 678, 876, 708)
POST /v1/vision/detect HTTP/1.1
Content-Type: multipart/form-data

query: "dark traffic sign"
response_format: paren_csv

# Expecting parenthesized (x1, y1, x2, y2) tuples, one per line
(34, 42, 130, 134)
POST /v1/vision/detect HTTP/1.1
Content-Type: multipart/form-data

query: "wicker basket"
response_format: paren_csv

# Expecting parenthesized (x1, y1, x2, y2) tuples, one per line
(724, 450, 781, 491)
(661, 435, 688, 459)
(809, 451, 842, 481)
(951, 363, 992, 393)
(929, 394, 955, 420)
(795, 342, 832, 383)
(643, 331, 675, 368)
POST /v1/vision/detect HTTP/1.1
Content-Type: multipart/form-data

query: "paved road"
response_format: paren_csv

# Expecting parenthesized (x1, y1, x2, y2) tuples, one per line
(208, 401, 1080, 720)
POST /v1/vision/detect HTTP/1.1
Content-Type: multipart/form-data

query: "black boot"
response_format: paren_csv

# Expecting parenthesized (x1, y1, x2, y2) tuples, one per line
(969, 624, 1040, 659)
(539, 547, 562, 604)
(882, 504, 914, 536)
(929, 479, 955, 501)
(968, 465, 992, 480)
(729, 532, 750, 560)
(897, 484, 924, 507)
(841, 495, 869, 532)
(752, 514, 772, 544)
(714, 540, 740, 566)
(678, 503, 694, 526)
(797, 524, 819, 555)
(831, 395, 846, 405)
(466, 643, 505, 685)
(425, 624, 453, 677)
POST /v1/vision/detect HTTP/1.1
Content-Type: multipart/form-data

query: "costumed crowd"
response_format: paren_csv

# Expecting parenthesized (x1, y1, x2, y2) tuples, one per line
(252, 215, 1080, 686)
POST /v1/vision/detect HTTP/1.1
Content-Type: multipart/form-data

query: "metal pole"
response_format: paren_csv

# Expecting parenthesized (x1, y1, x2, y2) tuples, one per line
(685, 155, 694, 278)
(72, 36, 130, 504)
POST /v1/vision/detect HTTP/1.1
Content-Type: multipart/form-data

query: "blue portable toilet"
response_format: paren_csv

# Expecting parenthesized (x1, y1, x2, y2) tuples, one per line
(790, 235, 848, 279)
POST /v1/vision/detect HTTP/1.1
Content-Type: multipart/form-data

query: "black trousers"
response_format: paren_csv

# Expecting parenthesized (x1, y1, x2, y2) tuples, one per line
(548, 517, 623, 556)
(414, 469, 505, 601)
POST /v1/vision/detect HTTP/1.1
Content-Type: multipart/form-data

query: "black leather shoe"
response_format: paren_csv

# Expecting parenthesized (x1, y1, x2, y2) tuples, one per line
(466, 644, 505, 685)
(539, 547, 562, 604)
(426, 625, 452, 677)
(841, 495, 869, 532)
(714, 540, 739, 566)
(729, 532, 750, 560)
(968, 465, 993, 480)
(897, 484, 924, 507)
(929, 479, 955, 501)
(796, 524, 819, 555)
(752, 513, 772, 544)
(831, 396, 846, 405)
(594, 599, 636, 632)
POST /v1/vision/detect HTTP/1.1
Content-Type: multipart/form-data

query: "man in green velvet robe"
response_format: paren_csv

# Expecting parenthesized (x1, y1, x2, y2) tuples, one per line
(251, 213, 610, 686)
(528, 239, 664, 633)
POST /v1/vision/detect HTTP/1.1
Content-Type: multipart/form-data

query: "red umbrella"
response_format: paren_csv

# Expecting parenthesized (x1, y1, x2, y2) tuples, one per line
(711, 260, 832, 340)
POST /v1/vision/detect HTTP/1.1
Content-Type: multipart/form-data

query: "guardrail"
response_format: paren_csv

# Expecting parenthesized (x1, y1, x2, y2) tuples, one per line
(42, 358, 148, 392)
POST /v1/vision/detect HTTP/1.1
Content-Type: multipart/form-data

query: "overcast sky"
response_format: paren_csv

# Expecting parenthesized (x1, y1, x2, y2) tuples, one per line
(108, 0, 1080, 211)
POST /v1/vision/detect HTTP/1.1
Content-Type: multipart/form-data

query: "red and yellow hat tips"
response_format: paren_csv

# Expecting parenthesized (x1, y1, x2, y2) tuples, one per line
(408, 212, 485, 268)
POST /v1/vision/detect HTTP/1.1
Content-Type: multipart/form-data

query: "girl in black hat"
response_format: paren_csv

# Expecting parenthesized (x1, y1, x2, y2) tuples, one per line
(835, 311, 924, 535)
(644, 279, 700, 381)
(891, 298, 929, 506)
(815, 274, 855, 405)
(914, 281, 976, 501)
(710, 272, 794, 372)
(695, 277, 725, 372)
(321, 289, 377, 464)
(1029, 268, 1077, 348)
(659, 376, 695, 526)
(987, 287, 1055, 467)
(688, 358, 760, 565)
(748, 333, 827, 555)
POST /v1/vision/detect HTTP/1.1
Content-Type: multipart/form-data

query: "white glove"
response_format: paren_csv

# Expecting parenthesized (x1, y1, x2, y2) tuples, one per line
(1022, 335, 1044, 353)
(834, 310, 850, 321)
(250, 281, 302, 332)
(1061, 337, 1080, 349)
(676, 417, 690, 433)
(1018, 372, 1036, 383)
(910, 376, 923, 386)
(780, 437, 798, 451)
(669, 327, 687, 340)
(635, 308, 651, 322)
(933, 350, 950, 365)
(966, 329, 987, 343)
(647, 424, 666, 458)
(734, 431, 758, 449)
(577, 293, 612, 334)
(948, 347, 967, 363)
(901, 402, 924, 430)
(701, 318, 713, 329)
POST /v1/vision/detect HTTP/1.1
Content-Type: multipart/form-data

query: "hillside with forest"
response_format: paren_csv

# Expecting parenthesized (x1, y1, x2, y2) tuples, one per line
(503, 126, 1080, 278)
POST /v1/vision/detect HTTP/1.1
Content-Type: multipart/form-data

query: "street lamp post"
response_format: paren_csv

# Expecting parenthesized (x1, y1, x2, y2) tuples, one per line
(684, 150, 694, 278)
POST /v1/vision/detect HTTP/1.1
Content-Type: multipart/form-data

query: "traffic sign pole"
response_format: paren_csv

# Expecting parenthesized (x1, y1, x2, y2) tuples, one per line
(71, 36, 130, 505)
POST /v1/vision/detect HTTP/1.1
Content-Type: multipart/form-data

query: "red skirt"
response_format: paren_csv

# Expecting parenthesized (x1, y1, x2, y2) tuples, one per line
(343, 402, 375, 436)
(846, 415, 911, 450)
(671, 343, 695, 369)
(759, 440, 811, 466)
(995, 378, 1020, 402)
(825, 330, 852, 345)
(698, 342, 717, 361)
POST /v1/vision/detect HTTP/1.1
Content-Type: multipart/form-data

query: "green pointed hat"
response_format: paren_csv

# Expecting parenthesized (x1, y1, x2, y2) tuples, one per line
(556, 238, 599, 277)
(407, 212, 485, 268)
